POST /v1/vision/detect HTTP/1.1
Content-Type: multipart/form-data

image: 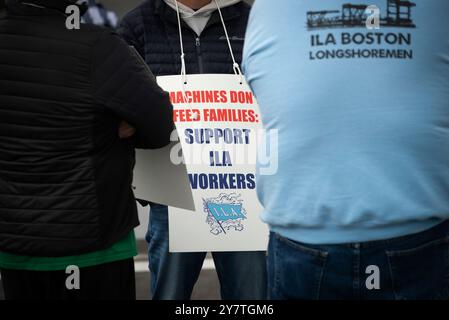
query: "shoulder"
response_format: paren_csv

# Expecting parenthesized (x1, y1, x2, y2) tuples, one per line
(48, 21, 113, 49)
(121, 0, 155, 27)
(227, 1, 252, 28)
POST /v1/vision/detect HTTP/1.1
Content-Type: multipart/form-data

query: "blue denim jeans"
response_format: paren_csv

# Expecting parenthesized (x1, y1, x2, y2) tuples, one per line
(268, 220, 449, 300)
(146, 204, 267, 300)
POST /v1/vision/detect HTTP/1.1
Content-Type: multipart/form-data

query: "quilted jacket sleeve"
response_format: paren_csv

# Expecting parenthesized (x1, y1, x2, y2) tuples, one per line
(91, 31, 174, 149)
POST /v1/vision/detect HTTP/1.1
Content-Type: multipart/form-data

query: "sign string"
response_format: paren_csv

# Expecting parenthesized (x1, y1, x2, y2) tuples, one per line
(174, 0, 244, 86)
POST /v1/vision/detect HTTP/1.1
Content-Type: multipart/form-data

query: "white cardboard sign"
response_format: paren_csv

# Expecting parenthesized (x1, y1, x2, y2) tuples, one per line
(157, 74, 269, 252)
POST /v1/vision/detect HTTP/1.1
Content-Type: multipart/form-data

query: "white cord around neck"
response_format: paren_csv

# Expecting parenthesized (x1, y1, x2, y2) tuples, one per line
(174, 0, 244, 85)
(213, 0, 244, 84)
(175, 0, 188, 85)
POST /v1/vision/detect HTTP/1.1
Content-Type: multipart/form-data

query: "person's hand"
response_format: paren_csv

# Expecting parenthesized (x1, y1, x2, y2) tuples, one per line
(118, 121, 136, 139)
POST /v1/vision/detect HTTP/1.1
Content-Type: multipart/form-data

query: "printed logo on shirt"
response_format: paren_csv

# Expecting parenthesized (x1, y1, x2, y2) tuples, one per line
(306, 0, 417, 61)
(203, 193, 247, 236)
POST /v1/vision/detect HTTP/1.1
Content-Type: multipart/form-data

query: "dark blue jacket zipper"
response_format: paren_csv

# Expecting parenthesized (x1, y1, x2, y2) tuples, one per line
(195, 36, 204, 73)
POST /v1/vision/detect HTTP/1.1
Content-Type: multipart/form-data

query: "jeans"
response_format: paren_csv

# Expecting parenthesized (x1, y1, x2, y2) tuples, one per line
(268, 220, 449, 300)
(146, 204, 267, 300)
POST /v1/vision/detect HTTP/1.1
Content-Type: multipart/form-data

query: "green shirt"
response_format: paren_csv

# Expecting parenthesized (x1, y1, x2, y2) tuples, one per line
(0, 231, 137, 271)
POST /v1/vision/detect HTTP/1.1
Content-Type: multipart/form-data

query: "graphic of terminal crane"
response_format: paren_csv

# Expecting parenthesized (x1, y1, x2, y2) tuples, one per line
(307, 0, 416, 30)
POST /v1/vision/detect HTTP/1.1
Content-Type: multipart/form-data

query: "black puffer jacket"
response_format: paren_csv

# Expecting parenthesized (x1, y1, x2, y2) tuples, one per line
(0, 0, 173, 256)
(118, 0, 250, 76)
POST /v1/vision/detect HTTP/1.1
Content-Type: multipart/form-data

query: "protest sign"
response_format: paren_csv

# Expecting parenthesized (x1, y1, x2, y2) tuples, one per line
(132, 143, 195, 211)
(157, 74, 269, 252)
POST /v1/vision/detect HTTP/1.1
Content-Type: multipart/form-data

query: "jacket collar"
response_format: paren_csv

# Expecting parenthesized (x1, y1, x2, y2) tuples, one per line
(153, 0, 244, 31)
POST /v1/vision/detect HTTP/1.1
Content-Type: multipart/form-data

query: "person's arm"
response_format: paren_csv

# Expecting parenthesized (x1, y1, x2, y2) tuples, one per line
(242, 0, 277, 91)
(92, 31, 173, 149)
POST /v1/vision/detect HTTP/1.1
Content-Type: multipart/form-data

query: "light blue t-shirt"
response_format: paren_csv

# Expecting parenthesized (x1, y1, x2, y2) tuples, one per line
(243, 0, 449, 244)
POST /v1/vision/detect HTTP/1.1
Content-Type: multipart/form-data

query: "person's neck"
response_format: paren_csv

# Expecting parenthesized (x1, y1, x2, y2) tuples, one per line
(176, 0, 212, 10)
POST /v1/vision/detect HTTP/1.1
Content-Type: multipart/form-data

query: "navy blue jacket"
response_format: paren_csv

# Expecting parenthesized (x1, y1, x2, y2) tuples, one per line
(118, 0, 250, 77)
